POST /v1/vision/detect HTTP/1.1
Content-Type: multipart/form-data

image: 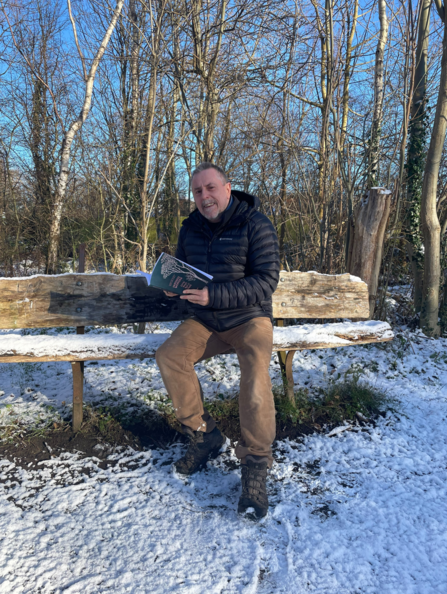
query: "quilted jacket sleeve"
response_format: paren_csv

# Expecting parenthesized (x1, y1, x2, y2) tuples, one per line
(207, 215, 280, 309)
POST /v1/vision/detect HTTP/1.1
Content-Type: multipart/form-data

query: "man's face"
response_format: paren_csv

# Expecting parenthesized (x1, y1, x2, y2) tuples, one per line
(192, 168, 231, 222)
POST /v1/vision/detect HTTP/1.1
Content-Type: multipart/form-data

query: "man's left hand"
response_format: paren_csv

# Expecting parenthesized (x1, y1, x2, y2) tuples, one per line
(180, 287, 209, 306)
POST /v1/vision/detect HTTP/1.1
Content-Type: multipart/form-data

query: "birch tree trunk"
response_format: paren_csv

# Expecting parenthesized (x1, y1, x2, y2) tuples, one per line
(419, 5, 447, 336)
(46, 0, 125, 273)
(139, 69, 158, 271)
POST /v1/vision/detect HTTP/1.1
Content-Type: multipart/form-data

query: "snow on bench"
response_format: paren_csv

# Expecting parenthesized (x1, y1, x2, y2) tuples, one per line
(0, 320, 393, 363)
(273, 320, 392, 349)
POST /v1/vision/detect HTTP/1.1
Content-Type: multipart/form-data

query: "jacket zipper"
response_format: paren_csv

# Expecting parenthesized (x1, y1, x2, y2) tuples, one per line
(206, 230, 222, 274)
(207, 233, 220, 325)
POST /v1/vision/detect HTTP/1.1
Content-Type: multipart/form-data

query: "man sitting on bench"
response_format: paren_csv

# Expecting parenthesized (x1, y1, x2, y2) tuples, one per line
(155, 162, 280, 518)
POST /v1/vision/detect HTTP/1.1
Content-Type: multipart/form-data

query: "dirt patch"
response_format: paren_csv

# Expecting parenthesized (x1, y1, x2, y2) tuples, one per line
(0, 425, 138, 471)
(275, 421, 315, 441)
(0, 408, 182, 471)
(123, 409, 184, 449)
(1, 385, 377, 472)
(0, 402, 316, 472)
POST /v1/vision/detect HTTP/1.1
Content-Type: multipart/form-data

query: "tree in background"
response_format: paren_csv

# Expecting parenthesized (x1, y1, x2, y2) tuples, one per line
(419, 0, 446, 336)
(1, 0, 447, 337)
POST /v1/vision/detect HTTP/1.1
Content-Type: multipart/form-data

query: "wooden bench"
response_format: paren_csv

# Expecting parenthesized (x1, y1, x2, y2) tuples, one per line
(0, 271, 393, 430)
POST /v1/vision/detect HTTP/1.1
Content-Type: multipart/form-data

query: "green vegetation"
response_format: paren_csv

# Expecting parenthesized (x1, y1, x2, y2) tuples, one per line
(0, 408, 65, 443)
(152, 372, 392, 441)
(274, 372, 391, 428)
(0, 366, 393, 446)
(76, 406, 127, 441)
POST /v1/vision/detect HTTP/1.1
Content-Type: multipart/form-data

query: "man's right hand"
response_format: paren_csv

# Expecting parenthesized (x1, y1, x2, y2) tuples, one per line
(164, 291, 177, 297)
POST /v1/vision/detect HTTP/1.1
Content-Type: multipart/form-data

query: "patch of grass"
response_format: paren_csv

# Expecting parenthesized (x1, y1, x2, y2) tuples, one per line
(156, 372, 392, 441)
(2, 370, 393, 448)
(154, 396, 242, 440)
(274, 387, 315, 425)
(2, 403, 124, 444)
(274, 372, 391, 428)
(0, 417, 25, 442)
(429, 351, 447, 364)
(319, 374, 389, 425)
(206, 397, 240, 420)
(0, 413, 66, 443)
(77, 406, 127, 441)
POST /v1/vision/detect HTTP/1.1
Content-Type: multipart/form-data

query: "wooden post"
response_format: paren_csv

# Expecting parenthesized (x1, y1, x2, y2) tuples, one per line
(73, 243, 86, 430)
(283, 350, 296, 402)
(276, 272, 288, 393)
(71, 362, 84, 431)
(136, 235, 146, 335)
(348, 188, 391, 318)
(276, 318, 286, 368)
(276, 319, 296, 402)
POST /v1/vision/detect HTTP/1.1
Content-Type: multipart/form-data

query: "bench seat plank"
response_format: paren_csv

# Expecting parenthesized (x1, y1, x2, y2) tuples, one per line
(0, 321, 393, 363)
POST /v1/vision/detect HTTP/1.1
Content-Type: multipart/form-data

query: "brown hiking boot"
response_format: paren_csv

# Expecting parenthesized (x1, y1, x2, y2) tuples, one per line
(238, 456, 269, 519)
(174, 426, 225, 476)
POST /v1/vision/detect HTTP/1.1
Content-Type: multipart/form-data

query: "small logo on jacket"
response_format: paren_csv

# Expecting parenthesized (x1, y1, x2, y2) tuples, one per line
(220, 237, 233, 241)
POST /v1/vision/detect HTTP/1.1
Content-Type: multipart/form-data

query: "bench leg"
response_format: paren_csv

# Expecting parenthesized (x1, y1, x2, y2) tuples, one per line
(278, 350, 296, 402)
(71, 361, 84, 431)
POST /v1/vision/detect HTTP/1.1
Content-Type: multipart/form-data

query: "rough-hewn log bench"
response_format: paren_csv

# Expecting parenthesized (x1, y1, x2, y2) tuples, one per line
(0, 271, 393, 430)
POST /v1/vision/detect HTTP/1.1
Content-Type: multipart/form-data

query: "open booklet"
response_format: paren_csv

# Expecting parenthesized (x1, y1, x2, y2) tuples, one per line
(136, 252, 213, 295)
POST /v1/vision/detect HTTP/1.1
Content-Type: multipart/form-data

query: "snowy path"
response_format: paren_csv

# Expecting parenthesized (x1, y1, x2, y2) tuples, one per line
(1, 324, 447, 593)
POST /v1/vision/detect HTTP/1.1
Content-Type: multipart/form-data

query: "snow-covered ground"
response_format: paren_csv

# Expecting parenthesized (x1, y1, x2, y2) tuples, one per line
(1, 322, 447, 593)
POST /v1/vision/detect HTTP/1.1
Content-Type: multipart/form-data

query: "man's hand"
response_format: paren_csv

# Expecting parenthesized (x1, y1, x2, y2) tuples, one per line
(180, 287, 209, 306)
(164, 291, 178, 297)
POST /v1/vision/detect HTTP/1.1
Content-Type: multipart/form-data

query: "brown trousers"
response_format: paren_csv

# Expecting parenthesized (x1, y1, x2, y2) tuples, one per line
(155, 317, 276, 466)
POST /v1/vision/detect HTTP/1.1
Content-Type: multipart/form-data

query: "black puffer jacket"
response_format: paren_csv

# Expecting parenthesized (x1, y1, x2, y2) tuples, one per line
(175, 189, 280, 331)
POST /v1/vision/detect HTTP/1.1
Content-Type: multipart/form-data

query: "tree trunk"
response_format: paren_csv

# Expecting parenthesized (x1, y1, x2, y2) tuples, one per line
(367, 0, 388, 187)
(346, 209, 355, 272)
(406, 0, 431, 313)
(419, 10, 447, 336)
(419, 6, 447, 336)
(46, 0, 125, 273)
(312, 0, 331, 270)
(440, 269, 447, 336)
(192, 0, 227, 163)
(348, 188, 391, 318)
(340, 0, 358, 150)
(139, 53, 159, 271)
